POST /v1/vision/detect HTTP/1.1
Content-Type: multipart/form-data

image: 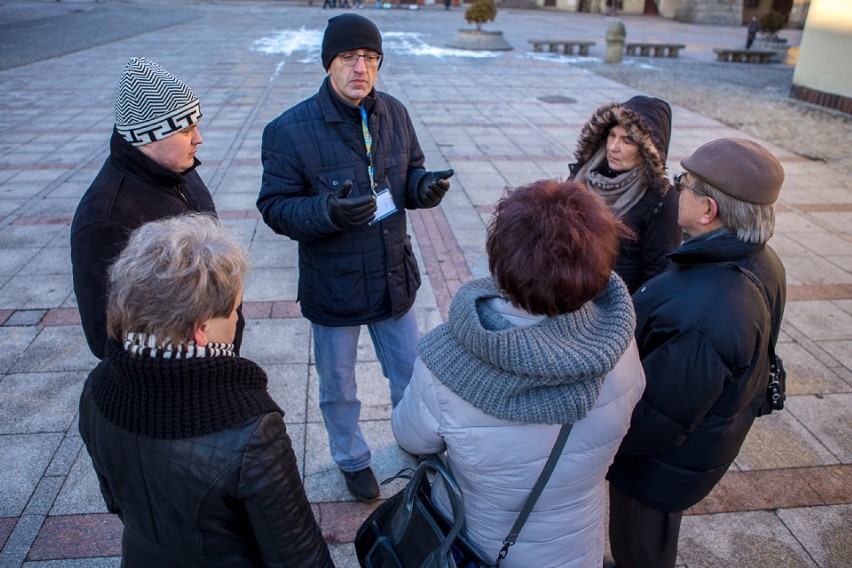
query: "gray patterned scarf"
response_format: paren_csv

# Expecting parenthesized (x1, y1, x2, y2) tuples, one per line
(573, 146, 648, 219)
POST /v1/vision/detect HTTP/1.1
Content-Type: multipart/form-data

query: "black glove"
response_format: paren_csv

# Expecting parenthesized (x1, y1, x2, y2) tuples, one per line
(328, 181, 377, 229)
(418, 168, 454, 208)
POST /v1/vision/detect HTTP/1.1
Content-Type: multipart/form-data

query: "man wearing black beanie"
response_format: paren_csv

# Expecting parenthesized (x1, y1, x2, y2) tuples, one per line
(257, 13, 454, 502)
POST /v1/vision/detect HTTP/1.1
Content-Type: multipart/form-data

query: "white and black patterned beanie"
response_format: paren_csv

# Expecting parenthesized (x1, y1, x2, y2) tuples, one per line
(115, 57, 202, 146)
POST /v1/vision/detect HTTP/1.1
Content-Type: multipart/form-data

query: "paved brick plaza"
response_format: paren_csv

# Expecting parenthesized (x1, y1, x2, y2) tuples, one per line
(0, 2, 849, 566)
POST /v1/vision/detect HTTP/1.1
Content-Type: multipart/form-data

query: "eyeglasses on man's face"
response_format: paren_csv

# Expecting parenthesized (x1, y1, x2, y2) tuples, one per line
(337, 52, 382, 68)
(674, 172, 707, 197)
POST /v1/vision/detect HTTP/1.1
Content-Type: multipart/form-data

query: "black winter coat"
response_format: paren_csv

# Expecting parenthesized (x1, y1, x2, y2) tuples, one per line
(71, 130, 243, 359)
(257, 78, 428, 326)
(616, 187, 680, 293)
(78, 341, 334, 568)
(607, 231, 786, 512)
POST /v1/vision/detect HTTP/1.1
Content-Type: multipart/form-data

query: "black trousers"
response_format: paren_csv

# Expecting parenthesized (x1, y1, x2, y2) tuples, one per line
(608, 484, 683, 568)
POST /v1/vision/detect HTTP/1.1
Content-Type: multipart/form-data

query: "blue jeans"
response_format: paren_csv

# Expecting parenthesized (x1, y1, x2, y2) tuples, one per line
(312, 307, 419, 472)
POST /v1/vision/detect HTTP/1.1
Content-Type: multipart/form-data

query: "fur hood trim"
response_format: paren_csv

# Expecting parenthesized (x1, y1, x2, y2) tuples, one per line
(572, 96, 672, 197)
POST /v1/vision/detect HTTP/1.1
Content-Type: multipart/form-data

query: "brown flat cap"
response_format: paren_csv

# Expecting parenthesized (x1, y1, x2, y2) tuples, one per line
(681, 138, 784, 205)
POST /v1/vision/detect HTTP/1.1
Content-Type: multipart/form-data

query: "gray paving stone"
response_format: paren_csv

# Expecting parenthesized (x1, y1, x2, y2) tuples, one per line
(0, 248, 39, 277)
(50, 450, 109, 516)
(242, 267, 299, 302)
(264, 363, 310, 425)
(778, 505, 852, 568)
(0, 433, 63, 516)
(11, 327, 97, 373)
(679, 510, 818, 568)
(735, 400, 839, 470)
(0, 223, 63, 249)
(18, 247, 73, 276)
(784, 301, 852, 342)
(239, 318, 311, 366)
(0, 325, 38, 374)
(0, 371, 86, 435)
(23, 559, 121, 568)
(0, 274, 72, 310)
(5, 309, 46, 326)
(785, 393, 852, 463)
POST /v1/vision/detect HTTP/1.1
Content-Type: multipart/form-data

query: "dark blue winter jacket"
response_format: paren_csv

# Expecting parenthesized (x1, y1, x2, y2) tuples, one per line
(607, 230, 786, 512)
(257, 78, 428, 326)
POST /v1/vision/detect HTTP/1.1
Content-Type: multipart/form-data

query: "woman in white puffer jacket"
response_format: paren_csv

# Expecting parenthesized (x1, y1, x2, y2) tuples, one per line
(392, 179, 645, 568)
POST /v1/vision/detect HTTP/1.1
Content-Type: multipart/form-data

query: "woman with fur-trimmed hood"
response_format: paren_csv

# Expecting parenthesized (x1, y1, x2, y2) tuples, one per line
(569, 96, 681, 293)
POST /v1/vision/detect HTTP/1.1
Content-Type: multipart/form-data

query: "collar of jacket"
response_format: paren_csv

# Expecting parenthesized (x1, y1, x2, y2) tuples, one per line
(90, 340, 282, 440)
(317, 75, 381, 124)
(108, 127, 201, 187)
(668, 228, 764, 266)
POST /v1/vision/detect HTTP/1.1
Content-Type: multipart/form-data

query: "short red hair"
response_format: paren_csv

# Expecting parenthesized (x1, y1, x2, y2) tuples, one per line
(486, 179, 623, 316)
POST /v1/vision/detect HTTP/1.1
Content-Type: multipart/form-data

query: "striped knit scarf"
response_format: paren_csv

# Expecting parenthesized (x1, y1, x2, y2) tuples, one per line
(124, 332, 235, 359)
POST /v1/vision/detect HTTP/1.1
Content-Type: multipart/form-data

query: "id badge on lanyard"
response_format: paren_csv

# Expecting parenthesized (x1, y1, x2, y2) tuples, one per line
(361, 105, 398, 225)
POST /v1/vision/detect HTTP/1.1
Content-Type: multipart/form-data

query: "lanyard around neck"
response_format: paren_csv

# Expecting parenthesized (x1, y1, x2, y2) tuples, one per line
(359, 106, 376, 192)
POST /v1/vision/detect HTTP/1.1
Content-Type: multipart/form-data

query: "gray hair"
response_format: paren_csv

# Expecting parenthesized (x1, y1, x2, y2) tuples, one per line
(693, 177, 776, 244)
(106, 214, 249, 343)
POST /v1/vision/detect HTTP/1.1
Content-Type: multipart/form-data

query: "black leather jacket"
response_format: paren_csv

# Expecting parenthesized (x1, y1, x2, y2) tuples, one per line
(78, 342, 334, 567)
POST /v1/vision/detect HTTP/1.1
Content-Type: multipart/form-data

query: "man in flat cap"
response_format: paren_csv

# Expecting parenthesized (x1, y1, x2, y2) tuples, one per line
(606, 138, 787, 567)
(257, 13, 453, 502)
(71, 57, 242, 359)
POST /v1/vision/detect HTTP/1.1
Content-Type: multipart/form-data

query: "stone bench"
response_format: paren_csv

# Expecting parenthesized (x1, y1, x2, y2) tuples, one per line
(625, 42, 685, 58)
(529, 39, 596, 56)
(713, 48, 776, 64)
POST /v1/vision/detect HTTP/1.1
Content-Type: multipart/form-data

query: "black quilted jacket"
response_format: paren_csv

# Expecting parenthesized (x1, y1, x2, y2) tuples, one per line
(257, 78, 428, 326)
(78, 341, 334, 568)
(71, 130, 247, 359)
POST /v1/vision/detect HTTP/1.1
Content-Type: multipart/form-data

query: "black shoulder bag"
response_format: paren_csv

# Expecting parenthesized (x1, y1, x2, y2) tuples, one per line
(728, 263, 786, 414)
(354, 423, 573, 568)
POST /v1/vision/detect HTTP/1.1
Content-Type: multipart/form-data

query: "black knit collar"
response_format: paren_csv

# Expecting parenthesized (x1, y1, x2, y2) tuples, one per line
(89, 340, 282, 439)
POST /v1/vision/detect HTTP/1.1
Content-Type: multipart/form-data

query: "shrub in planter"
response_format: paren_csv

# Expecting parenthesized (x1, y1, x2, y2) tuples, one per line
(465, 0, 497, 32)
(759, 11, 787, 40)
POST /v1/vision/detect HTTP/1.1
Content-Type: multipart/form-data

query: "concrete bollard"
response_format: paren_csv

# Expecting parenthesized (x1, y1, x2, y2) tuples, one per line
(605, 21, 626, 64)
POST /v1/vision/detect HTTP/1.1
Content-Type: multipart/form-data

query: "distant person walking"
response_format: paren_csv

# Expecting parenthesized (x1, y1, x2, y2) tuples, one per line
(746, 16, 760, 49)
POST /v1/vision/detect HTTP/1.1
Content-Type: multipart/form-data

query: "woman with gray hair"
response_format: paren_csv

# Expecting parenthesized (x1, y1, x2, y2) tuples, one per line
(78, 214, 334, 567)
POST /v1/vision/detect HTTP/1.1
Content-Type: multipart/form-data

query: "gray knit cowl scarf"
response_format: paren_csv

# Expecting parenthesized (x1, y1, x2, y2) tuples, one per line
(417, 275, 635, 425)
(573, 146, 648, 219)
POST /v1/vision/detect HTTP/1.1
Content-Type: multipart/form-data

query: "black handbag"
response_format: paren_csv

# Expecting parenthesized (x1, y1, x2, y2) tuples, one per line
(354, 424, 573, 568)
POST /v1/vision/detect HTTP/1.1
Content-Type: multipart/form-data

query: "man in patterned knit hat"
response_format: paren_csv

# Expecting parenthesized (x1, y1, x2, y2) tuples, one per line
(71, 57, 242, 359)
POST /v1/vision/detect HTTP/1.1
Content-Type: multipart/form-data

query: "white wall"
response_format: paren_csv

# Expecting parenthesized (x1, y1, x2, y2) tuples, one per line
(792, 0, 852, 99)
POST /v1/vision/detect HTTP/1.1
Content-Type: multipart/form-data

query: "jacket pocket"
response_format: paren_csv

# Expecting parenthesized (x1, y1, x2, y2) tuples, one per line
(315, 167, 357, 196)
(303, 253, 368, 316)
(403, 235, 421, 297)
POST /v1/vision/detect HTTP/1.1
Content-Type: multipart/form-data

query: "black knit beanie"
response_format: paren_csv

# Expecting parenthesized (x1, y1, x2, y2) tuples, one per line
(321, 13, 383, 70)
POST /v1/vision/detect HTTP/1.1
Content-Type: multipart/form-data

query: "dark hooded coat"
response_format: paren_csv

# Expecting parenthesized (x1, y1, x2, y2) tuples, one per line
(569, 96, 681, 293)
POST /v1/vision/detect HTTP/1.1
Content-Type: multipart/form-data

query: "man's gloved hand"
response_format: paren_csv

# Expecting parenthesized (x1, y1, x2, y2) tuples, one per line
(328, 180, 377, 229)
(418, 169, 454, 208)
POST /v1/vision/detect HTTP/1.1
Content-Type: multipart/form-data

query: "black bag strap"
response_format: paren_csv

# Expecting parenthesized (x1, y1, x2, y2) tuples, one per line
(725, 262, 778, 360)
(495, 422, 573, 566)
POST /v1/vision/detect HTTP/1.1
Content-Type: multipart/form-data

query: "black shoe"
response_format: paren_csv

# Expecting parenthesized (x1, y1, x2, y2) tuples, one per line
(341, 467, 380, 502)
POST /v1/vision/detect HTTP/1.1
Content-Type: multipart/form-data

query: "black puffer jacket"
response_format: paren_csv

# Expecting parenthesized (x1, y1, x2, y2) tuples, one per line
(607, 230, 786, 512)
(78, 341, 334, 568)
(569, 96, 681, 293)
(257, 78, 428, 326)
(71, 130, 244, 359)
